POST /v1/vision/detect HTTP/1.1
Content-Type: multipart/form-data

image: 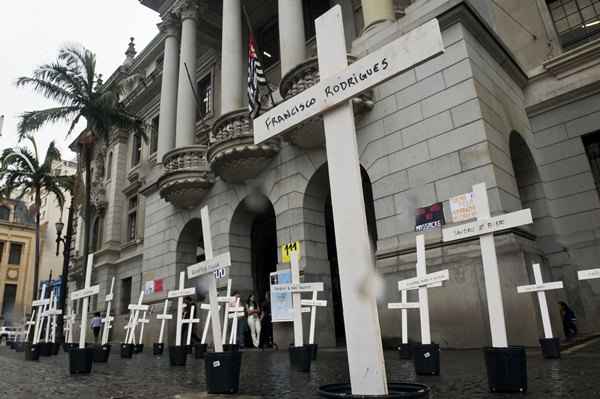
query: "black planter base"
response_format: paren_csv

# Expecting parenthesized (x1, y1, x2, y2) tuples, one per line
(413, 344, 440, 376)
(318, 383, 431, 398)
(63, 343, 78, 353)
(222, 344, 239, 352)
(540, 337, 561, 359)
(93, 344, 111, 362)
(484, 346, 527, 393)
(205, 351, 242, 394)
(169, 345, 187, 366)
(185, 344, 192, 355)
(305, 343, 318, 361)
(289, 345, 313, 372)
(14, 342, 25, 352)
(51, 342, 60, 356)
(69, 348, 94, 374)
(120, 343, 134, 359)
(39, 342, 53, 357)
(134, 343, 144, 354)
(153, 342, 164, 356)
(398, 343, 412, 360)
(195, 343, 208, 359)
(24, 343, 40, 361)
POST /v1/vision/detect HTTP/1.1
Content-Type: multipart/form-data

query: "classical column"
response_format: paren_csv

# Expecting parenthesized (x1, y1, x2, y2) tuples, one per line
(175, 2, 198, 148)
(361, 0, 395, 33)
(278, 0, 306, 77)
(220, 0, 244, 114)
(157, 15, 179, 162)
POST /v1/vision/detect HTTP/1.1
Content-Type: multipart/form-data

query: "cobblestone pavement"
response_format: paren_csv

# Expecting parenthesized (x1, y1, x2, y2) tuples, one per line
(1, 339, 599, 398)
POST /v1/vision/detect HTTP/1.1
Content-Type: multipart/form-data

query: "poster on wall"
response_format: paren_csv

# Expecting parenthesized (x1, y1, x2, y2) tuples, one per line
(270, 269, 293, 323)
(144, 279, 164, 295)
(449, 192, 476, 222)
(415, 202, 445, 232)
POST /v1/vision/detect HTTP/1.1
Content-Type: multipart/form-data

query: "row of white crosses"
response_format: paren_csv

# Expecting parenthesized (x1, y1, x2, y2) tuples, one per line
(70, 254, 100, 349)
(124, 292, 149, 345)
(30, 284, 49, 345)
(388, 235, 448, 346)
(254, 5, 445, 394)
(43, 291, 62, 345)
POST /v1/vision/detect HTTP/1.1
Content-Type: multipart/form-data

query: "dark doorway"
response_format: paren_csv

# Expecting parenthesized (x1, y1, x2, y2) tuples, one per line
(251, 205, 278, 302)
(1, 284, 17, 325)
(324, 168, 377, 346)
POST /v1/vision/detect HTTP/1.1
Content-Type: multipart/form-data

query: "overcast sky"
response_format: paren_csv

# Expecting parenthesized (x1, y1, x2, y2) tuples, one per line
(0, 0, 161, 161)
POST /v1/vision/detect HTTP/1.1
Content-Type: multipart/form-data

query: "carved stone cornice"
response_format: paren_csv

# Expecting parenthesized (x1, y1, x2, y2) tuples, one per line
(157, 13, 180, 38)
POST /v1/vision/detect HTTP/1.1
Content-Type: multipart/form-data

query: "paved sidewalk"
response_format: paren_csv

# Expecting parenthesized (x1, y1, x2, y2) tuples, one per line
(0, 340, 599, 398)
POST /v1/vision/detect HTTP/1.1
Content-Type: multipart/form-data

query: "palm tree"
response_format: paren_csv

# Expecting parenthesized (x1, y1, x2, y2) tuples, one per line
(16, 45, 144, 283)
(0, 136, 70, 298)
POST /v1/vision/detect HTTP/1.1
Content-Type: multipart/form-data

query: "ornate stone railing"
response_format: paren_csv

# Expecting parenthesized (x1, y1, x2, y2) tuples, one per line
(157, 145, 214, 209)
(208, 109, 280, 183)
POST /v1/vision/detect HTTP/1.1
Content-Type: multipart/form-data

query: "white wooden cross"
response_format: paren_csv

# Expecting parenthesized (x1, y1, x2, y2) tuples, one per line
(517, 263, 563, 339)
(578, 268, 600, 282)
(183, 305, 200, 346)
(168, 272, 196, 347)
(396, 235, 449, 345)
(42, 290, 56, 344)
(25, 310, 37, 342)
(126, 292, 149, 345)
(301, 291, 328, 345)
(43, 292, 62, 344)
(101, 277, 115, 346)
(186, 205, 231, 353)
(70, 254, 101, 349)
(31, 284, 49, 345)
(220, 279, 233, 345)
(387, 290, 419, 345)
(137, 311, 150, 346)
(227, 298, 245, 345)
(199, 303, 220, 344)
(64, 306, 76, 344)
(253, 5, 444, 395)
(156, 299, 172, 345)
(442, 183, 533, 348)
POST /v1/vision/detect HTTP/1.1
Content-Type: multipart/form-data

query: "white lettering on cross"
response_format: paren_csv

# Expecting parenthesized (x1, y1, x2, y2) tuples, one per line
(578, 268, 600, 281)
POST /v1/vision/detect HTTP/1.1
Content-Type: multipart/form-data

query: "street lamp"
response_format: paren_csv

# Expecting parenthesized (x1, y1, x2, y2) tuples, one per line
(55, 220, 65, 256)
(54, 205, 74, 344)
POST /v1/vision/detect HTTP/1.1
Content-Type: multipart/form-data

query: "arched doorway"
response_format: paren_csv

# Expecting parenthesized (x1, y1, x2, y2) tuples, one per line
(307, 164, 377, 346)
(176, 218, 205, 292)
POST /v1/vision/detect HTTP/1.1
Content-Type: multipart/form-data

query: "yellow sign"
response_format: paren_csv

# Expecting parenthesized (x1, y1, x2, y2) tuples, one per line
(281, 241, 301, 263)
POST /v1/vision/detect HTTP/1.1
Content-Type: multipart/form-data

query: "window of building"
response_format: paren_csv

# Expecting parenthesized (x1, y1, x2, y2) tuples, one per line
(106, 152, 113, 180)
(303, 0, 332, 39)
(0, 241, 4, 263)
(120, 277, 132, 314)
(8, 243, 23, 265)
(150, 116, 159, 155)
(132, 133, 142, 167)
(259, 21, 280, 69)
(91, 216, 103, 253)
(547, 0, 600, 49)
(127, 195, 138, 242)
(0, 206, 9, 221)
(583, 131, 600, 193)
(1, 284, 17, 319)
(197, 75, 213, 119)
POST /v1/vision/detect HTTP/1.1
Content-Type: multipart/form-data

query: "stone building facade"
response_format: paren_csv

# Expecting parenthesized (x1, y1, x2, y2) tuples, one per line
(71, 0, 600, 349)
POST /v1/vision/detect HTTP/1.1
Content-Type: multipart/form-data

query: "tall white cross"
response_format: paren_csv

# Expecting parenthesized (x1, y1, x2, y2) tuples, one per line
(442, 183, 533, 348)
(578, 268, 600, 282)
(227, 298, 245, 345)
(25, 310, 37, 342)
(253, 5, 443, 395)
(101, 277, 115, 346)
(64, 306, 76, 344)
(221, 279, 233, 344)
(126, 292, 149, 345)
(167, 272, 196, 347)
(43, 291, 56, 343)
(187, 205, 231, 353)
(70, 254, 101, 349)
(156, 299, 172, 345)
(301, 291, 328, 345)
(388, 290, 419, 345)
(137, 311, 150, 346)
(517, 263, 564, 339)
(396, 235, 449, 345)
(44, 293, 62, 344)
(32, 284, 49, 345)
(183, 305, 200, 346)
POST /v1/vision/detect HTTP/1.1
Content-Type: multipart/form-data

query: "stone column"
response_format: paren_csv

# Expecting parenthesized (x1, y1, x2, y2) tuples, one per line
(157, 15, 179, 163)
(361, 0, 395, 33)
(278, 0, 307, 77)
(175, 2, 198, 148)
(220, 0, 244, 114)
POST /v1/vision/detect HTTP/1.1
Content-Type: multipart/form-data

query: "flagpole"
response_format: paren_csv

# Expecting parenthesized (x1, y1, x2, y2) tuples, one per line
(241, 4, 277, 108)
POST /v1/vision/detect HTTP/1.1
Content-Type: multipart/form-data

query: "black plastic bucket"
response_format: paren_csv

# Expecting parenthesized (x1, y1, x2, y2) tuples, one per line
(51, 342, 61, 355)
(134, 343, 144, 354)
(318, 383, 431, 398)
(484, 346, 527, 393)
(398, 343, 412, 360)
(39, 342, 53, 357)
(14, 342, 25, 352)
(413, 343, 440, 376)
(540, 337, 560, 359)
(289, 345, 312, 372)
(69, 347, 94, 374)
(25, 343, 40, 361)
(305, 343, 318, 361)
(153, 342, 164, 356)
(63, 342, 78, 353)
(169, 345, 187, 366)
(223, 344, 239, 352)
(93, 344, 111, 362)
(185, 344, 193, 355)
(195, 343, 208, 359)
(120, 343, 134, 359)
(205, 351, 242, 394)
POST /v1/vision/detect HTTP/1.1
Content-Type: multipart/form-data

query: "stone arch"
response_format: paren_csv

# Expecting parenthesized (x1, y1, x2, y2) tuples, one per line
(176, 218, 205, 290)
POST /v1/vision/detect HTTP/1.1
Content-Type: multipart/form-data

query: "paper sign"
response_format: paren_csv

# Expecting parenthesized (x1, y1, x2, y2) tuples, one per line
(449, 192, 476, 223)
(415, 202, 445, 232)
(281, 241, 301, 263)
(144, 281, 155, 295)
(154, 279, 164, 293)
(270, 270, 293, 323)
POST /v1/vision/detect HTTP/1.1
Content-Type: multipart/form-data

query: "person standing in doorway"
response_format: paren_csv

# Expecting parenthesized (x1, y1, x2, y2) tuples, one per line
(559, 301, 577, 340)
(246, 293, 262, 348)
(90, 312, 102, 344)
(260, 291, 273, 349)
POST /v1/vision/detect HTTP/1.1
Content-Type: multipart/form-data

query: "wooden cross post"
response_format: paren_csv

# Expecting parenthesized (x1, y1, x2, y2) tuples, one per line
(124, 313, 135, 344)
(517, 263, 564, 339)
(183, 305, 200, 346)
(156, 299, 172, 345)
(227, 298, 245, 345)
(127, 292, 149, 345)
(32, 284, 49, 345)
(43, 290, 56, 344)
(221, 279, 233, 345)
(137, 311, 150, 346)
(70, 254, 101, 349)
(578, 268, 600, 282)
(101, 277, 115, 346)
(25, 310, 37, 342)
(167, 272, 196, 347)
(64, 306, 76, 344)
(442, 183, 533, 348)
(301, 291, 328, 345)
(396, 235, 449, 345)
(253, 5, 443, 394)
(187, 205, 231, 353)
(45, 294, 62, 344)
(388, 290, 419, 345)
